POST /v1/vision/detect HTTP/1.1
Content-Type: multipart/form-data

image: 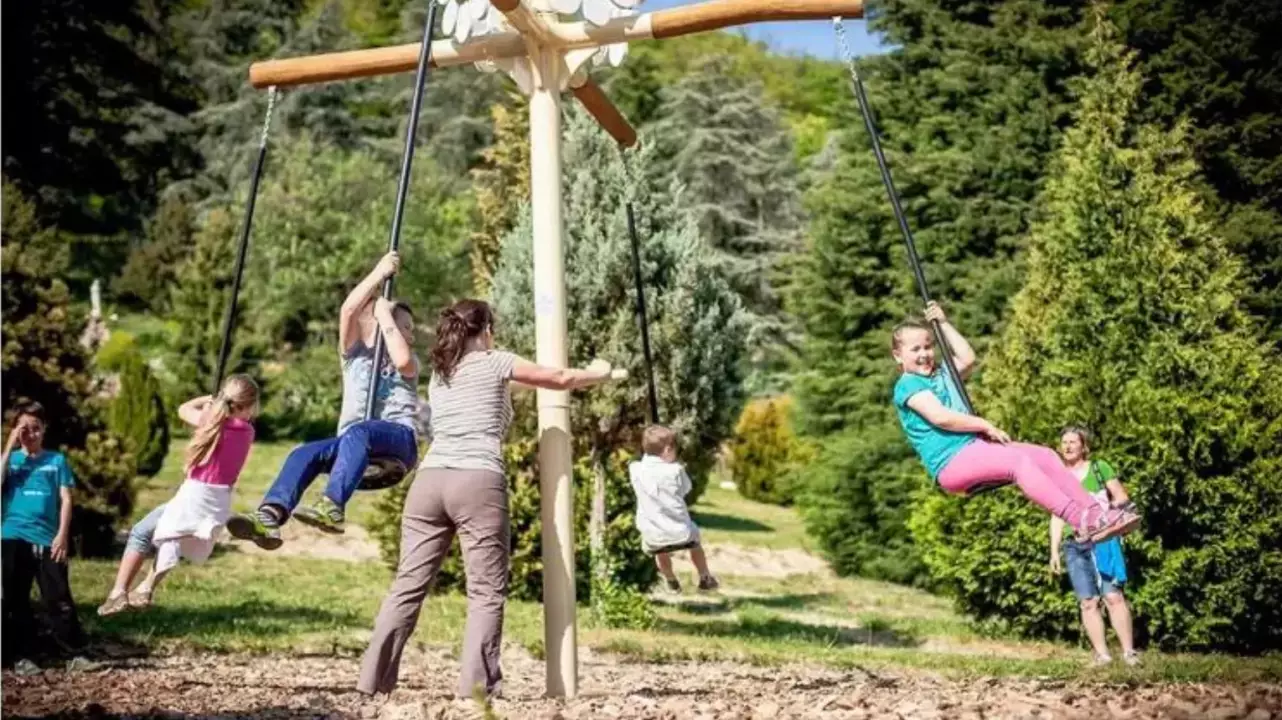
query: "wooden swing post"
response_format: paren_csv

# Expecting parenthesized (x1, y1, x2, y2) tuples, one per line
(246, 0, 863, 699)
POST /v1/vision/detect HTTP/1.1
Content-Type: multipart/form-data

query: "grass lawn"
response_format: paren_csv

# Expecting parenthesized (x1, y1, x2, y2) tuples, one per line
(80, 442, 1282, 685)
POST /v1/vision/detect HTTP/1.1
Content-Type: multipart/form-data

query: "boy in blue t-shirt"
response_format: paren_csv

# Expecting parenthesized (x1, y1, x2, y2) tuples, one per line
(2, 402, 85, 667)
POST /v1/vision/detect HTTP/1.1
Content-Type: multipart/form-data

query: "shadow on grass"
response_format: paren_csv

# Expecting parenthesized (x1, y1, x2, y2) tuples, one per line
(658, 612, 920, 649)
(78, 599, 366, 655)
(663, 591, 842, 617)
(689, 511, 773, 533)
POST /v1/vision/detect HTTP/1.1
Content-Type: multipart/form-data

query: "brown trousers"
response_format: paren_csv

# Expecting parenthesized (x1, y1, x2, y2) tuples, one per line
(358, 467, 510, 698)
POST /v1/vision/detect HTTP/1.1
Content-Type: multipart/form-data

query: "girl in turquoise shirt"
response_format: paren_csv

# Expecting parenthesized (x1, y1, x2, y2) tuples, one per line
(891, 303, 1140, 542)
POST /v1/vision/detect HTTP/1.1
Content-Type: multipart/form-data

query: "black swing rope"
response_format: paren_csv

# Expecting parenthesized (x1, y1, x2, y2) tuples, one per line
(212, 85, 278, 394)
(834, 19, 1008, 496)
(622, 152, 662, 426)
(357, 1, 440, 491)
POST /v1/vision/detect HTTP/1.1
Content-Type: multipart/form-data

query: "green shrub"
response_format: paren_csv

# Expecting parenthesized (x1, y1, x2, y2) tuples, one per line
(910, 18, 1282, 653)
(98, 334, 169, 477)
(258, 343, 344, 441)
(797, 421, 930, 586)
(3, 180, 136, 556)
(727, 396, 812, 505)
(368, 439, 657, 602)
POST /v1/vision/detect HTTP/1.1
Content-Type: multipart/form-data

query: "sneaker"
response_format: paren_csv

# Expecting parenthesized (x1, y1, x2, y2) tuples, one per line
(1090, 508, 1141, 542)
(292, 496, 346, 535)
(1091, 653, 1113, 667)
(97, 592, 130, 617)
(13, 659, 41, 676)
(697, 575, 720, 593)
(1123, 651, 1141, 667)
(226, 509, 284, 550)
(663, 578, 681, 595)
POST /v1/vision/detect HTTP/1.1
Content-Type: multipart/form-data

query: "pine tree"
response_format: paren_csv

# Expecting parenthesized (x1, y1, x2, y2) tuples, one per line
(1116, 0, 1282, 346)
(114, 191, 197, 311)
(485, 110, 749, 600)
(650, 56, 803, 388)
(104, 347, 170, 478)
(470, 91, 530, 295)
(168, 208, 251, 401)
(912, 13, 1282, 652)
(2, 181, 137, 554)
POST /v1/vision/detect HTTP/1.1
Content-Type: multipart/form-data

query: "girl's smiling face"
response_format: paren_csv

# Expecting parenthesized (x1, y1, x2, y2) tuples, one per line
(893, 327, 936, 376)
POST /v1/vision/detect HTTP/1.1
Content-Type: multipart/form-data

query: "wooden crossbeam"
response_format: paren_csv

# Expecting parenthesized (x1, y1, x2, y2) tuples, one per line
(247, 0, 865, 89)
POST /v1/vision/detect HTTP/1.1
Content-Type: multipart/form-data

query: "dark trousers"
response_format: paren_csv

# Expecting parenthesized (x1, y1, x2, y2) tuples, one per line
(2, 539, 85, 663)
(261, 420, 417, 517)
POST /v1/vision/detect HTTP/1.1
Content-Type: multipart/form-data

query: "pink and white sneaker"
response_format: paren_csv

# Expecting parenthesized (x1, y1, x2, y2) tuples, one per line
(1088, 507, 1141, 542)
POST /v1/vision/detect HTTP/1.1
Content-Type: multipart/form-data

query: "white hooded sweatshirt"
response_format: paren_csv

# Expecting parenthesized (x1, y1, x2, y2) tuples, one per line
(628, 454, 700, 552)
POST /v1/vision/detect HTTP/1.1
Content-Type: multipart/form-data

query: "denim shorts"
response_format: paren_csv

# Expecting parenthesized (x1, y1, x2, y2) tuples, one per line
(126, 504, 167, 556)
(1064, 539, 1121, 600)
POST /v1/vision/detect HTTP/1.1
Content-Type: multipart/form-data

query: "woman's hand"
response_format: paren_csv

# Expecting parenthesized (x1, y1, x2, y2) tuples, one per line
(1049, 549, 1062, 574)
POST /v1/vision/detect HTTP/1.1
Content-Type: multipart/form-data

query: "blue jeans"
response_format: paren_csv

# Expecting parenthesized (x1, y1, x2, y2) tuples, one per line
(262, 421, 417, 518)
(126, 504, 167, 556)
(1064, 539, 1122, 599)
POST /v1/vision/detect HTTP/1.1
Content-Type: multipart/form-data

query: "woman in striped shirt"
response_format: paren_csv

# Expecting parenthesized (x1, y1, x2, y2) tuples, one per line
(358, 299, 614, 700)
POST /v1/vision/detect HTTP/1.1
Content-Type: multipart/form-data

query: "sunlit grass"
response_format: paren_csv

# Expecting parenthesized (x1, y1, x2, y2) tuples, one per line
(79, 445, 1282, 685)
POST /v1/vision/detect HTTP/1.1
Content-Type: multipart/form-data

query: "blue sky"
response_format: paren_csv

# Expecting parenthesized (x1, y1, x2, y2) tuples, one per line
(641, 0, 889, 59)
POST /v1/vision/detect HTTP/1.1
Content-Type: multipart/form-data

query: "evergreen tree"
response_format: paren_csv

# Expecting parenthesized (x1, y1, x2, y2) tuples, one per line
(168, 207, 255, 402)
(114, 191, 197, 311)
(1115, 0, 1282, 346)
(2, 181, 137, 554)
(470, 90, 530, 295)
(650, 56, 803, 383)
(493, 111, 749, 498)
(484, 110, 748, 598)
(2, 1, 196, 236)
(103, 346, 170, 478)
(912, 14, 1282, 652)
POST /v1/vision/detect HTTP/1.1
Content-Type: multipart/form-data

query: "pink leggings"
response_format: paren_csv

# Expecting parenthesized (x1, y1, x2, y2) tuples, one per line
(937, 441, 1100, 526)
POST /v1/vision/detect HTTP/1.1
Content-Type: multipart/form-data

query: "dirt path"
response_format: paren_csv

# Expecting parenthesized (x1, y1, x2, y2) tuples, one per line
(5, 647, 1280, 720)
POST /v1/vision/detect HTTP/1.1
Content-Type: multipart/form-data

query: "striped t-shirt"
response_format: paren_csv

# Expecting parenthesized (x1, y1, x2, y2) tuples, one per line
(422, 350, 517, 475)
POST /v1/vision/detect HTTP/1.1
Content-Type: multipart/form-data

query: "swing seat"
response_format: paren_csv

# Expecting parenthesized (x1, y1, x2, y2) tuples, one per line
(961, 479, 1013, 498)
(358, 456, 408, 491)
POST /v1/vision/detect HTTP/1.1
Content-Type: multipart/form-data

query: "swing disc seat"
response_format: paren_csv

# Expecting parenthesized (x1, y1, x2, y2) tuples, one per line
(962, 479, 1013, 498)
(359, 456, 409, 491)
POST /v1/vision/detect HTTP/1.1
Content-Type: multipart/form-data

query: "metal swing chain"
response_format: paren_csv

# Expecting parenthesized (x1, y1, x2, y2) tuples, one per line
(258, 86, 279, 149)
(211, 85, 279, 393)
(833, 16, 861, 86)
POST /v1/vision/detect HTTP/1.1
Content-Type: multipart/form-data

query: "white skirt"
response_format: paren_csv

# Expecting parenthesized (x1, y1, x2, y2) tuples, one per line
(152, 479, 233, 573)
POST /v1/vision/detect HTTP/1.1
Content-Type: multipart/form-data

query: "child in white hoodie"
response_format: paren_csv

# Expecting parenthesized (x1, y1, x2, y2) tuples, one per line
(628, 425, 719, 593)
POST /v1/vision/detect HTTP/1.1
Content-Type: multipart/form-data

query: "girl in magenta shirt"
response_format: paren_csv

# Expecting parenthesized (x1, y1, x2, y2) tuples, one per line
(98, 375, 259, 615)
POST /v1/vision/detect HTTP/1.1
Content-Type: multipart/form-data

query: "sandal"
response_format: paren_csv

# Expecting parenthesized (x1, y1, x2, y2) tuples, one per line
(97, 592, 130, 617)
(127, 585, 154, 609)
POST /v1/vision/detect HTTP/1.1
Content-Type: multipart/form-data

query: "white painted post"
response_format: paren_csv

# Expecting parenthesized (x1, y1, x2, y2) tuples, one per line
(528, 43, 578, 698)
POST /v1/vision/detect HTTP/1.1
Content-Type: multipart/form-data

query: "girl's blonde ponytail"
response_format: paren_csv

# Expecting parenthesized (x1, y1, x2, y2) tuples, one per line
(184, 374, 259, 472)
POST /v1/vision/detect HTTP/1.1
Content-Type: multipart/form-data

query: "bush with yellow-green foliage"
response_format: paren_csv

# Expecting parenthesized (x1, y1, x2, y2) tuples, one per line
(727, 396, 812, 505)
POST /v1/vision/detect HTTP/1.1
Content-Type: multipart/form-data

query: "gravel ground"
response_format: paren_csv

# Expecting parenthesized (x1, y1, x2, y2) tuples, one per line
(5, 645, 1281, 720)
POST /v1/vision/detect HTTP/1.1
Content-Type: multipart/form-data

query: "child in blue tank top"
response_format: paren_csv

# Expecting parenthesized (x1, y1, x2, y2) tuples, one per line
(890, 303, 1140, 543)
